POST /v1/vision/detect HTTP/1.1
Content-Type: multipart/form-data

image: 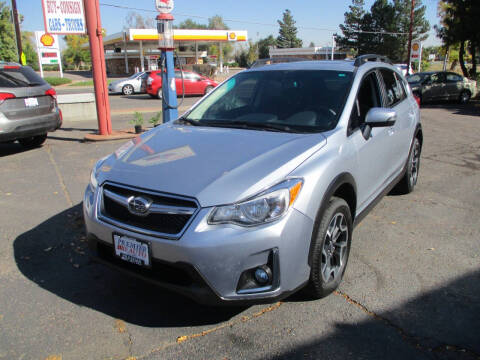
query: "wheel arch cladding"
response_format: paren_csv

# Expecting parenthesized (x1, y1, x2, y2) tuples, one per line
(307, 172, 357, 266)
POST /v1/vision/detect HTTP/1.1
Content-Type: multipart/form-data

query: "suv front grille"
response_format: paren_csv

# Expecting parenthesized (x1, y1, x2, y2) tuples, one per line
(98, 183, 199, 238)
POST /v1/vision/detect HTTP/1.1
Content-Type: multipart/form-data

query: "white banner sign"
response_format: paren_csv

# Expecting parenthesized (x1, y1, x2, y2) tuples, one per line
(35, 31, 63, 77)
(42, 0, 86, 34)
(410, 41, 422, 61)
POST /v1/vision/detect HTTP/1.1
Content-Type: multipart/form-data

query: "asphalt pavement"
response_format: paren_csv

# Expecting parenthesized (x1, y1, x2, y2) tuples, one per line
(0, 102, 479, 360)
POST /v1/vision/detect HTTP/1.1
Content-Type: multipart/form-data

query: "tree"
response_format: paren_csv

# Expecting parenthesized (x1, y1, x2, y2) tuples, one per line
(0, 2, 17, 62)
(124, 11, 154, 29)
(276, 9, 302, 48)
(335, 0, 366, 55)
(21, 31, 38, 70)
(208, 15, 229, 30)
(309, 41, 315, 47)
(335, 0, 430, 62)
(258, 35, 276, 59)
(176, 19, 207, 29)
(435, 0, 480, 78)
(63, 35, 90, 70)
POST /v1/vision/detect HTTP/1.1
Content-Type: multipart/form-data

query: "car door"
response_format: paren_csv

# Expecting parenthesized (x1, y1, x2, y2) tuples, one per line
(445, 72, 463, 100)
(423, 72, 446, 101)
(378, 68, 414, 176)
(347, 70, 393, 209)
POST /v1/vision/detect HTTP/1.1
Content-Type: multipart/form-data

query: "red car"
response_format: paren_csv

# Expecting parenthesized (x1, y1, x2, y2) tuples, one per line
(147, 70, 218, 99)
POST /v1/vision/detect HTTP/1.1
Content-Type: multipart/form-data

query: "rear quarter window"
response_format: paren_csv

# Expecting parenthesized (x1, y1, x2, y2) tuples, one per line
(0, 66, 46, 88)
(380, 69, 405, 106)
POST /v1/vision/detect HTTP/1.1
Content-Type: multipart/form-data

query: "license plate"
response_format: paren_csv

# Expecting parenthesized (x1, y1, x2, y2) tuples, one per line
(24, 97, 39, 107)
(113, 234, 151, 267)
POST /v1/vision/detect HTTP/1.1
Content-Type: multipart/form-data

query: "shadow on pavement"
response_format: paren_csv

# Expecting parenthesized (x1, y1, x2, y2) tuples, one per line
(270, 270, 480, 360)
(0, 142, 32, 157)
(13, 203, 245, 327)
(421, 100, 480, 116)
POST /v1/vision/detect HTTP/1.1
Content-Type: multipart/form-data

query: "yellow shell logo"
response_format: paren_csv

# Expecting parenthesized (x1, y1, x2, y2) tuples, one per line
(40, 34, 54, 47)
(229, 32, 236, 40)
(412, 43, 420, 51)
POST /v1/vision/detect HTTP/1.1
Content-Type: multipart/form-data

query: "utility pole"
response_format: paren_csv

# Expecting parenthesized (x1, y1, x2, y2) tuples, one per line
(84, 0, 112, 135)
(11, 0, 23, 64)
(406, 0, 415, 75)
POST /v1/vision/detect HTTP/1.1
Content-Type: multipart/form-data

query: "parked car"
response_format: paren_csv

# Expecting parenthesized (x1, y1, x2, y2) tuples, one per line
(108, 71, 149, 95)
(146, 69, 218, 99)
(84, 55, 422, 305)
(0, 62, 62, 148)
(394, 63, 414, 76)
(406, 71, 477, 104)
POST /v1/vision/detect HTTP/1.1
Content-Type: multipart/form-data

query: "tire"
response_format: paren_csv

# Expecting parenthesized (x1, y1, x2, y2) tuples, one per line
(393, 136, 421, 194)
(459, 90, 471, 104)
(122, 84, 134, 95)
(18, 134, 47, 148)
(157, 88, 163, 100)
(204, 85, 214, 95)
(148, 94, 156, 99)
(306, 196, 353, 299)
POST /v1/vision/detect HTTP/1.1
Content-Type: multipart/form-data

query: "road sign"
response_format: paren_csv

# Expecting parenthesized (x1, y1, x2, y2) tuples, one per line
(410, 41, 422, 61)
(41, 0, 86, 34)
(155, 0, 174, 13)
(35, 31, 63, 77)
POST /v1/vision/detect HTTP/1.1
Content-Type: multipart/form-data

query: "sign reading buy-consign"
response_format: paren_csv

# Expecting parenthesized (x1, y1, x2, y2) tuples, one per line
(41, 0, 86, 34)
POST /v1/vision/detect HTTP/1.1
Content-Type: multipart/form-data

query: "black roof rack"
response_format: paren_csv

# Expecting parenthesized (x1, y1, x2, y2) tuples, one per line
(249, 57, 310, 69)
(354, 54, 392, 67)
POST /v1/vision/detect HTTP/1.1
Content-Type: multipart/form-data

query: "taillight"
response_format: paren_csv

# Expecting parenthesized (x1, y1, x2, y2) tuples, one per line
(0, 92, 15, 104)
(45, 88, 57, 100)
(413, 94, 421, 107)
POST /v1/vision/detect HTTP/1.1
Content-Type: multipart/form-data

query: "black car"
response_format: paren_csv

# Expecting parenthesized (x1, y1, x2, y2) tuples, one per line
(406, 71, 477, 105)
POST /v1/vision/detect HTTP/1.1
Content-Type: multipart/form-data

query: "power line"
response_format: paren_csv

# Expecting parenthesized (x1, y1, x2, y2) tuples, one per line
(99, 2, 408, 35)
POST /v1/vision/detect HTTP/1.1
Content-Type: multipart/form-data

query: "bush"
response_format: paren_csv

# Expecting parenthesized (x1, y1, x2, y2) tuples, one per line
(43, 77, 72, 86)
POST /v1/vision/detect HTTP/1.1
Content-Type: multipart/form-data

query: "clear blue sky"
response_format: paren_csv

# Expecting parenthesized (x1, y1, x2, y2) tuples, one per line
(18, 0, 441, 48)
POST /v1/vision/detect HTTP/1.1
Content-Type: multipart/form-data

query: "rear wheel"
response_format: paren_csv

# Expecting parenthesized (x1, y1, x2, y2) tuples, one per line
(393, 136, 421, 194)
(122, 84, 134, 95)
(18, 134, 47, 148)
(306, 197, 352, 299)
(459, 90, 471, 104)
(157, 88, 163, 100)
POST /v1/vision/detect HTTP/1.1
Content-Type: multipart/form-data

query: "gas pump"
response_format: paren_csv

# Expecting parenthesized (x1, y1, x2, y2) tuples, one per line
(155, 0, 178, 123)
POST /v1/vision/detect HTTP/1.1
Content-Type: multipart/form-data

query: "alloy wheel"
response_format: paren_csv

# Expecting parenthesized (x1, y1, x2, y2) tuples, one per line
(409, 139, 420, 187)
(321, 213, 349, 283)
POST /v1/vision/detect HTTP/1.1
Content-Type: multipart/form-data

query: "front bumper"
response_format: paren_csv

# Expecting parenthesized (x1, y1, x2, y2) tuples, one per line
(0, 110, 61, 142)
(83, 185, 314, 305)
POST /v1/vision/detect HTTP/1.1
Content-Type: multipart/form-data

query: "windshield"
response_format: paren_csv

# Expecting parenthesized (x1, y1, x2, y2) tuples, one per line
(128, 72, 143, 79)
(184, 70, 353, 133)
(406, 74, 425, 83)
(0, 66, 47, 88)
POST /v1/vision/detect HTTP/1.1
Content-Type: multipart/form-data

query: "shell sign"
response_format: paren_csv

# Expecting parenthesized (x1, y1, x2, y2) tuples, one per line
(40, 33, 55, 47)
(228, 32, 237, 41)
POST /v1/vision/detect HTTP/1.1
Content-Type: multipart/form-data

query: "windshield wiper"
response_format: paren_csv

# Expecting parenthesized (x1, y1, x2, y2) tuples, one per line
(175, 117, 199, 126)
(201, 120, 300, 133)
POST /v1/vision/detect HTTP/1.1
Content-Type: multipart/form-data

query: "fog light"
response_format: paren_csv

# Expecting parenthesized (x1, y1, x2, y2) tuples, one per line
(254, 266, 271, 285)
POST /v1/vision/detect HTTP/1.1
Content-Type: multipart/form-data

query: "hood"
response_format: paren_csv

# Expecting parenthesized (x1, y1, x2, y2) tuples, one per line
(98, 123, 326, 207)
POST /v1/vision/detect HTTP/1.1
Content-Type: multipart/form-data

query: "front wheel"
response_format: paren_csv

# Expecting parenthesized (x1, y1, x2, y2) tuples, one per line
(122, 84, 134, 95)
(306, 197, 352, 299)
(18, 134, 47, 148)
(157, 88, 163, 100)
(204, 86, 214, 95)
(393, 136, 421, 194)
(459, 90, 471, 104)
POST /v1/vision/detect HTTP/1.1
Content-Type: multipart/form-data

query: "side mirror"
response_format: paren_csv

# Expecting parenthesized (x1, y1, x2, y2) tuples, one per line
(365, 108, 397, 127)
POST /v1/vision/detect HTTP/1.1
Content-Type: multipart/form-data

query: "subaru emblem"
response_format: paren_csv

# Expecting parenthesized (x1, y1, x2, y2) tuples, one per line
(127, 196, 152, 216)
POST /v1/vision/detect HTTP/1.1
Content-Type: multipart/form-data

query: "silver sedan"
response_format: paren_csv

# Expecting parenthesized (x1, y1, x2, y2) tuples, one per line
(108, 72, 149, 95)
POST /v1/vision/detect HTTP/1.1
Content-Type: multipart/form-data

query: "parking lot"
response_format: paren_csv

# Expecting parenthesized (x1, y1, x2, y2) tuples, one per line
(0, 102, 479, 359)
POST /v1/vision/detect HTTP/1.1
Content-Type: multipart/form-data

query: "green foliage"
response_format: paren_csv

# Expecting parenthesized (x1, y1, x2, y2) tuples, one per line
(130, 112, 144, 126)
(44, 77, 72, 86)
(124, 11, 154, 29)
(208, 15, 229, 30)
(176, 19, 207, 30)
(235, 49, 249, 68)
(21, 31, 38, 70)
(69, 79, 113, 87)
(0, 2, 17, 62)
(276, 9, 302, 48)
(257, 35, 276, 59)
(63, 35, 91, 70)
(149, 112, 162, 126)
(336, 0, 430, 62)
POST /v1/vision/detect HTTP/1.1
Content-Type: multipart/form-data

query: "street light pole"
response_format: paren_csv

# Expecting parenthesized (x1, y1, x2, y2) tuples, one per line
(11, 0, 23, 64)
(406, 0, 415, 75)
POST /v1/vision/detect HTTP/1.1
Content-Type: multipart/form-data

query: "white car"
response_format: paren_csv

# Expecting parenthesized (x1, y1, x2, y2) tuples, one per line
(394, 64, 414, 76)
(108, 72, 149, 95)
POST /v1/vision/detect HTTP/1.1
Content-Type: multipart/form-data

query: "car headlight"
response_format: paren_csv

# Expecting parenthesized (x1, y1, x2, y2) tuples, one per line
(89, 156, 108, 191)
(208, 178, 303, 226)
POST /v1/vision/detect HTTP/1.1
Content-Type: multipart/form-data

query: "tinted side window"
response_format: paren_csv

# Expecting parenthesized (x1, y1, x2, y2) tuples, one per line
(0, 66, 46, 88)
(394, 73, 407, 100)
(446, 73, 462, 82)
(431, 73, 446, 84)
(380, 69, 404, 106)
(349, 72, 381, 132)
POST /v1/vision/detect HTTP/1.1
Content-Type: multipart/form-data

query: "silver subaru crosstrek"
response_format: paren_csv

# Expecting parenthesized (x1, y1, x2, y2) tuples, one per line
(0, 62, 62, 147)
(84, 55, 422, 305)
